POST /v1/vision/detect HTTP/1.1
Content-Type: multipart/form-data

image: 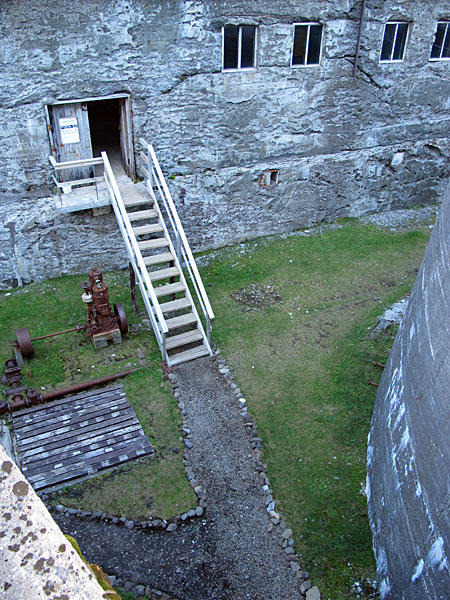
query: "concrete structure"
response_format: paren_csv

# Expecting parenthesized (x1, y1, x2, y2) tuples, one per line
(367, 183, 450, 599)
(1, 0, 449, 288)
(0, 445, 106, 599)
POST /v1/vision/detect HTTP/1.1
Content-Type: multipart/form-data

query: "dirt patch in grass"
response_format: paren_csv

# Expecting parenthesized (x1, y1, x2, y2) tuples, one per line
(230, 284, 284, 311)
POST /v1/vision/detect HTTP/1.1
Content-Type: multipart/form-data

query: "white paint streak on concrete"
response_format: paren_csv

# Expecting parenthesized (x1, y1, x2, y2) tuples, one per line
(365, 473, 371, 503)
(393, 403, 405, 430)
(367, 442, 374, 466)
(411, 558, 424, 582)
(427, 537, 446, 569)
(379, 577, 392, 599)
(415, 481, 422, 497)
(399, 426, 410, 451)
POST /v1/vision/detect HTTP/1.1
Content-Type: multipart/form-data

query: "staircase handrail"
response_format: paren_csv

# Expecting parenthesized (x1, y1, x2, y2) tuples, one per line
(102, 152, 169, 344)
(140, 139, 215, 324)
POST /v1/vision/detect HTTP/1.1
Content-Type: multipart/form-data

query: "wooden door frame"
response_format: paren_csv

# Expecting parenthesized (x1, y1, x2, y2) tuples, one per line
(44, 93, 136, 179)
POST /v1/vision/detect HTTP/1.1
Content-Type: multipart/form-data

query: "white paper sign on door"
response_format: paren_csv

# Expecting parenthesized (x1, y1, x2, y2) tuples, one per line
(59, 117, 80, 144)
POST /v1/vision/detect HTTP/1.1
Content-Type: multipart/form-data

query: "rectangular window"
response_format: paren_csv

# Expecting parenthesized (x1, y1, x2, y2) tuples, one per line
(380, 22, 410, 62)
(223, 25, 256, 70)
(430, 21, 450, 60)
(291, 23, 323, 66)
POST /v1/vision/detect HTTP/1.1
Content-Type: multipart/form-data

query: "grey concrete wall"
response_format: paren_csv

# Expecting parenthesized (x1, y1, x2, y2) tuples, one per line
(366, 184, 450, 599)
(1, 0, 450, 287)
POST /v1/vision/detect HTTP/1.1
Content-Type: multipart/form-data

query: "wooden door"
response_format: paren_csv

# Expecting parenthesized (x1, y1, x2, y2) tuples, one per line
(119, 98, 135, 179)
(49, 103, 93, 181)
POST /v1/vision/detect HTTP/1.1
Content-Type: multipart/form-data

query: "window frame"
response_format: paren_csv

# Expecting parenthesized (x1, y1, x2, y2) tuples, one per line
(429, 21, 450, 61)
(290, 22, 324, 68)
(379, 21, 411, 63)
(222, 25, 257, 72)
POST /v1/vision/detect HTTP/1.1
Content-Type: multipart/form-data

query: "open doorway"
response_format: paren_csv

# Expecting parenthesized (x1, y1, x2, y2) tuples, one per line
(87, 96, 135, 179)
(47, 94, 135, 182)
(88, 99, 121, 166)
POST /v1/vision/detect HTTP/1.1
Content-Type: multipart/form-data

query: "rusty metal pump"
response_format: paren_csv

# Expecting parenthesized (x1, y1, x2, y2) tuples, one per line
(12, 268, 127, 358)
(80, 268, 128, 346)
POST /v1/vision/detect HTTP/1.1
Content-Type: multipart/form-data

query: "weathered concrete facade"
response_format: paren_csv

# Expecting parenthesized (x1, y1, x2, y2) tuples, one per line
(1, 0, 449, 287)
(367, 183, 450, 599)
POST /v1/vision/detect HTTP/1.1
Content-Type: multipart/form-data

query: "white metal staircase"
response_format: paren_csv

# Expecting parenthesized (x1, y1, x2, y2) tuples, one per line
(102, 141, 214, 366)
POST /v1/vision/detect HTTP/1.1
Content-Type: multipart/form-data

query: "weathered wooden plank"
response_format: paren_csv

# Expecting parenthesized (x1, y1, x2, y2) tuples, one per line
(29, 442, 152, 490)
(16, 404, 134, 444)
(17, 413, 140, 457)
(13, 383, 153, 491)
(12, 383, 124, 418)
(13, 391, 127, 429)
(30, 466, 89, 490)
(22, 426, 148, 469)
(13, 384, 124, 421)
(15, 401, 131, 441)
(24, 436, 153, 478)
(15, 407, 136, 447)
(19, 422, 143, 464)
(23, 432, 150, 477)
(12, 385, 125, 425)
(15, 399, 132, 440)
(87, 442, 153, 470)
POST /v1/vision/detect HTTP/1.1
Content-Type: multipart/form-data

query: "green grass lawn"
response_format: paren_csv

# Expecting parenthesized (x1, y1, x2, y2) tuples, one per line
(0, 270, 196, 519)
(201, 219, 432, 599)
(0, 215, 433, 599)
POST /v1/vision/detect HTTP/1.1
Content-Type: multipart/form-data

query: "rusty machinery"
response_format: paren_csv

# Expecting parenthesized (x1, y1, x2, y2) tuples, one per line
(0, 358, 134, 415)
(13, 268, 128, 360)
(80, 267, 128, 350)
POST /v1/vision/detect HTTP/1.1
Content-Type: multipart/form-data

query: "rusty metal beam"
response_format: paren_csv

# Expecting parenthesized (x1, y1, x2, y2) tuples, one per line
(41, 370, 135, 402)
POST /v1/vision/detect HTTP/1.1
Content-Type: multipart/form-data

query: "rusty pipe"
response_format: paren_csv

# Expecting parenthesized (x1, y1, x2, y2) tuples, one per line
(30, 325, 84, 342)
(8, 395, 31, 412)
(41, 370, 135, 402)
(372, 361, 385, 369)
(369, 382, 379, 387)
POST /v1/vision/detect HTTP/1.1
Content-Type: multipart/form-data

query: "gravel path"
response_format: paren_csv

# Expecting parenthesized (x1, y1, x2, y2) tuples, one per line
(53, 357, 305, 599)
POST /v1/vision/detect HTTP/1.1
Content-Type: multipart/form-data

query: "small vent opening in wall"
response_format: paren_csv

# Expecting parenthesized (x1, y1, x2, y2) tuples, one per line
(260, 169, 280, 186)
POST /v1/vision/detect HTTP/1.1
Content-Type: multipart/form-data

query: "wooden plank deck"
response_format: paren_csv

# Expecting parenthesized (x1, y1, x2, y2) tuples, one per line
(12, 383, 153, 490)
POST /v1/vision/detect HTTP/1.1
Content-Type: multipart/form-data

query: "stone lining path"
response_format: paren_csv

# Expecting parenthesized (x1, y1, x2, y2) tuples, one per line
(52, 356, 314, 599)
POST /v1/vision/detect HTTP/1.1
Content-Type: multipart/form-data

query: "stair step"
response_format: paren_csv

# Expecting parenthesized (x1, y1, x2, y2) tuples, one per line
(138, 238, 169, 250)
(159, 298, 191, 313)
(128, 209, 158, 221)
(165, 312, 197, 329)
(143, 252, 175, 266)
(123, 197, 149, 207)
(169, 345, 210, 366)
(149, 266, 180, 282)
(166, 329, 204, 350)
(154, 282, 186, 297)
(132, 223, 163, 236)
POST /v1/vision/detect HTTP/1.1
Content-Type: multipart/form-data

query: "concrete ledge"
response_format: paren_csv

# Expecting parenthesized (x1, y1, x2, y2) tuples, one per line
(0, 444, 106, 599)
